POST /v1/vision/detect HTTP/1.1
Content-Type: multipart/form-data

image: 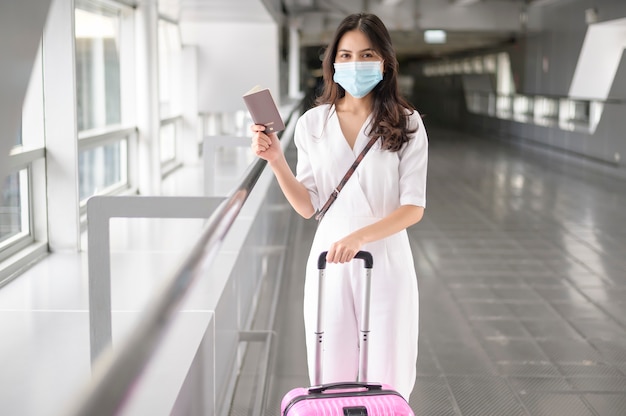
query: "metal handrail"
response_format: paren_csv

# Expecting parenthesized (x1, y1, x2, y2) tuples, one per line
(62, 105, 300, 416)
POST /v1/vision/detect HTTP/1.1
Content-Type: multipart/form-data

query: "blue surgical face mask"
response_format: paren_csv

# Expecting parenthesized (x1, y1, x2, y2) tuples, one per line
(333, 61, 383, 99)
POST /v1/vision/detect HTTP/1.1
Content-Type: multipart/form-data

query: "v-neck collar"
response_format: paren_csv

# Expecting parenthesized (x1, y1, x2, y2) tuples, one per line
(330, 105, 374, 156)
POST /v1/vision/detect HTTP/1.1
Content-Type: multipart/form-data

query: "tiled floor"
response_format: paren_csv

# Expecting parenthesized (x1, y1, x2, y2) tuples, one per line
(265, 125, 626, 415)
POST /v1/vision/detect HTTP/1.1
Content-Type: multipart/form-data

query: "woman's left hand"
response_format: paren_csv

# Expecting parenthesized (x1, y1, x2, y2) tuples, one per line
(326, 234, 364, 264)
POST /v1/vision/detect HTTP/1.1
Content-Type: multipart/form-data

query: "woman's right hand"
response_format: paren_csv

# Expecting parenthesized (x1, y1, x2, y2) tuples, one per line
(250, 124, 282, 163)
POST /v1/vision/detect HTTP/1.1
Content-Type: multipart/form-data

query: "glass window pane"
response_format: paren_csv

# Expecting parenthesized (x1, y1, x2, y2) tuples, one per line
(75, 5, 121, 131)
(158, 20, 182, 118)
(78, 140, 128, 201)
(0, 170, 30, 246)
(16, 125, 22, 147)
(160, 122, 176, 163)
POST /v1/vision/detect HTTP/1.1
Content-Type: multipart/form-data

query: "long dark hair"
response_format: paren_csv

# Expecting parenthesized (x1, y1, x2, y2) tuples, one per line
(316, 13, 416, 152)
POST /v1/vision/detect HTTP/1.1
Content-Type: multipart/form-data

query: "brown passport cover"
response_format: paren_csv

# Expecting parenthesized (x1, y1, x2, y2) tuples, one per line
(243, 86, 285, 133)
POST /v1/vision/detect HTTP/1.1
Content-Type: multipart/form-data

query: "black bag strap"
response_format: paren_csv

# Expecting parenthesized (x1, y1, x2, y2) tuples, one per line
(315, 135, 379, 221)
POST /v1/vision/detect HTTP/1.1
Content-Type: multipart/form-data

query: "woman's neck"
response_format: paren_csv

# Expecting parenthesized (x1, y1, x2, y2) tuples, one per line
(336, 94, 374, 115)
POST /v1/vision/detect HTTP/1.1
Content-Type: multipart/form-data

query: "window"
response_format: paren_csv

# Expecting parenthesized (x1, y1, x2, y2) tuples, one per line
(1, 130, 26, 250)
(0, 170, 30, 250)
(1, 43, 45, 271)
(158, 19, 182, 118)
(75, 4, 121, 130)
(513, 95, 533, 122)
(158, 19, 183, 170)
(78, 139, 128, 201)
(534, 96, 559, 126)
(159, 120, 177, 166)
(75, 1, 130, 203)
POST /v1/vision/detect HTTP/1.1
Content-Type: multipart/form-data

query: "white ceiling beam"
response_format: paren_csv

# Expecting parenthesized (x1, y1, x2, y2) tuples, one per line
(381, 0, 405, 6)
(453, 0, 481, 6)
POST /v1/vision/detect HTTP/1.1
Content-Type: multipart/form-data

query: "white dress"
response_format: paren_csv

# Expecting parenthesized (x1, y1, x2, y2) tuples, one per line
(294, 104, 428, 400)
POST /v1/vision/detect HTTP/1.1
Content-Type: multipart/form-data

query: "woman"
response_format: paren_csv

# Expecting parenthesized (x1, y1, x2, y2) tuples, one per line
(251, 13, 428, 400)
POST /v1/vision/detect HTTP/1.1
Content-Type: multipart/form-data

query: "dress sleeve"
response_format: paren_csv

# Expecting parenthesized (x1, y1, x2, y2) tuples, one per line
(294, 116, 321, 211)
(399, 111, 428, 208)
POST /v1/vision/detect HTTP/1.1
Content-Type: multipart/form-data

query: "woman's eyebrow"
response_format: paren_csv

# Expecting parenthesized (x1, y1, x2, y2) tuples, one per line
(337, 48, 375, 53)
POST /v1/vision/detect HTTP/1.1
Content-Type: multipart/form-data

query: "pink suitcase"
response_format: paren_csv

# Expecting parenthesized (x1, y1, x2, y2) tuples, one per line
(280, 251, 415, 416)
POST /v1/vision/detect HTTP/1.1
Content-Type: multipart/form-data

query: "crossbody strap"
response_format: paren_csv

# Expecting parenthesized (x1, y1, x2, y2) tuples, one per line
(315, 135, 379, 221)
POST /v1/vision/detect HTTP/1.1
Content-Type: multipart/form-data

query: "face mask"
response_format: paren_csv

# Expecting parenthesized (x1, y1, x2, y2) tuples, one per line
(333, 61, 383, 99)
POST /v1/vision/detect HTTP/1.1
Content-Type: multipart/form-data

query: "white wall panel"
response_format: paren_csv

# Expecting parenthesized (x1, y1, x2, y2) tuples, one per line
(0, 0, 52, 186)
(181, 21, 281, 113)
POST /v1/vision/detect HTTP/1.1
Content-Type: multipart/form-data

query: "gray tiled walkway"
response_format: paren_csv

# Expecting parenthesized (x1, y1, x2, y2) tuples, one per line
(265, 125, 626, 415)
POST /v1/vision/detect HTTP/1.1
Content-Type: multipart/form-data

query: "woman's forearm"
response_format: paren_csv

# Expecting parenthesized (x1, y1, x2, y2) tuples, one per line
(353, 205, 424, 244)
(269, 156, 316, 219)
(325, 204, 424, 263)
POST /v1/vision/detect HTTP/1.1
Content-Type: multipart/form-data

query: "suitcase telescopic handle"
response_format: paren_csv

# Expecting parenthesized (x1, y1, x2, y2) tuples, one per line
(314, 250, 374, 385)
(317, 250, 373, 270)
(308, 382, 383, 394)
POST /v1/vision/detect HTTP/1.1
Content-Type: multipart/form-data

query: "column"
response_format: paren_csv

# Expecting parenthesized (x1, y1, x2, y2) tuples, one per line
(288, 18, 302, 99)
(43, 0, 81, 251)
(135, 0, 161, 195)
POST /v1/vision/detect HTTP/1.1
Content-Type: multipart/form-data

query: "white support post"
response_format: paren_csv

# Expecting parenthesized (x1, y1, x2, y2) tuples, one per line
(136, 0, 161, 195)
(43, 0, 81, 252)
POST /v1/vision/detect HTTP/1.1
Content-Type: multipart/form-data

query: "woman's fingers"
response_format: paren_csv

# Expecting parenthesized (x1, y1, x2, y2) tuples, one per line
(251, 130, 271, 152)
(250, 124, 282, 162)
(250, 124, 266, 133)
(326, 245, 357, 264)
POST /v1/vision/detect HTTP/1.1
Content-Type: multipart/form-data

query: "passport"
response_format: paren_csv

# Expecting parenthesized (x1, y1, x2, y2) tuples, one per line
(243, 85, 285, 134)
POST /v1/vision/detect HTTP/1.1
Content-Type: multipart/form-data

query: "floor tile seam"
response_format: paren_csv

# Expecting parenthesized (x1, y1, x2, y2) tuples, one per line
(442, 283, 605, 403)
(518, 329, 608, 363)
(443, 277, 545, 379)
(585, 338, 626, 369)
(578, 395, 604, 416)
(537, 275, 626, 349)
(456, 298, 553, 305)
(436, 174, 576, 278)
(536, 227, 624, 279)
(482, 336, 587, 342)
(514, 235, 626, 369)
(470, 159, 626, 277)
(512, 387, 603, 416)
(446, 372, 534, 416)
(500, 374, 591, 416)
(418, 337, 464, 416)
(538, 340, 625, 373)
(564, 385, 626, 395)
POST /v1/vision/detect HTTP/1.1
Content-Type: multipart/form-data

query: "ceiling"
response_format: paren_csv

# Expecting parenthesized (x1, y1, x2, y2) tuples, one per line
(283, 0, 545, 59)
(166, 0, 564, 60)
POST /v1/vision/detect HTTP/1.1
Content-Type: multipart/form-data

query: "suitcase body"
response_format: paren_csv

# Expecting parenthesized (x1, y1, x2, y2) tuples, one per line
(281, 251, 414, 416)
(281, 382, 413, 415)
